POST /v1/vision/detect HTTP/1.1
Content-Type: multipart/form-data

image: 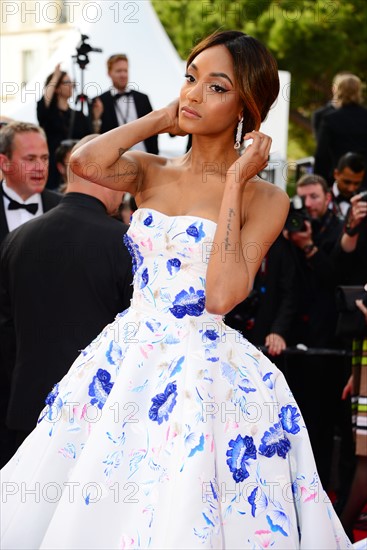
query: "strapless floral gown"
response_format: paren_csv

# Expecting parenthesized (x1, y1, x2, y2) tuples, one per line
(1, 209, 351, 549)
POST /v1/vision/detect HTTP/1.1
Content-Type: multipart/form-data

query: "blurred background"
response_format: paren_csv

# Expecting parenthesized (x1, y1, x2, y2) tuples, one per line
(1, 0, 366, 192)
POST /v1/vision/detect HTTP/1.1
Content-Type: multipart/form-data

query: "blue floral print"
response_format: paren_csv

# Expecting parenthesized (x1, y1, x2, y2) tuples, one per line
(248, 486, 268, 517)
(148, 381, 178, 424)
(226, 435, 257, 482)
(141, 267, 149, 288)
(45, 383, 59, 407)
(186, 222, 205, 242)
(123, 233, 143, 275)
(259, 423, 291, 459)
(203, 329, 219, 341)
(143, 214, 153, 226)
(169, 287, 205, 318)
(167, 258, 181, 275)
(280, 404, 301, 435)
(38, 383, 63, 424)
(89, 369, 114, 409)
(267, 510, 289, 536)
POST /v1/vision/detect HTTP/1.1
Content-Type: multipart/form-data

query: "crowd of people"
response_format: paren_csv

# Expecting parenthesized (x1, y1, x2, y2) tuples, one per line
(0, 31, 366, 549)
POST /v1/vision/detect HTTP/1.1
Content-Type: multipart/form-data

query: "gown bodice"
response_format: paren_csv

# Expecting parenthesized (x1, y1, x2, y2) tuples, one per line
(126, 208, 221, 320)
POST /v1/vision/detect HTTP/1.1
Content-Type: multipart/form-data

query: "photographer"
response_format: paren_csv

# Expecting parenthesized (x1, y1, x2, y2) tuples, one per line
(37, 63, 103, 189)
(334, 191, 367, 284)
(331, 152, 365, 221)
(283, 173, 346, 492)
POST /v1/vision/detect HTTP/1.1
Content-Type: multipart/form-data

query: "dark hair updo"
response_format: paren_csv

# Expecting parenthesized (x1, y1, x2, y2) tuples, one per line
(187, 31, 280, 138)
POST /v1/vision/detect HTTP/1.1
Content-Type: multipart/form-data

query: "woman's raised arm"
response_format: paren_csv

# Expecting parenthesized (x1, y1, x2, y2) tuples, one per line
(70, 101, 184, 195)
(205, 131, 289, 315)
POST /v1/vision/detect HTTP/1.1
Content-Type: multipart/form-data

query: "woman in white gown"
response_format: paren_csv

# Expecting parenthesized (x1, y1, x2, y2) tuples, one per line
(1, 30, 351, 549)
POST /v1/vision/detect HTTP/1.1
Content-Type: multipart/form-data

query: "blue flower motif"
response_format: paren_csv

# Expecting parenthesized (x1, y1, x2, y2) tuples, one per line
(266, 510, 289, 536)
(38, 383, 63, 424)
(226, 434, 257, 483)
(106, 341, 123, 365)
(141, 267, 149, 288)
(186, 222, 205, 242)
(169, 287, 206, 318)
(123, 234, 143, 275)
(238, 378, 256, 393)
(89, 369, 114, 409)
(167, 258, 181, 275)
(146, 320, 161, 332)
(143, 214, 153, 226)
(248, 486, 268, 517)
(148, 381, 178, 425)
(280, 405, 301, 435)
(45, 383, 59, 406)
(203, 329, 219, 341)
(262, 372, 274, 389)
(259, 423, 291, 459)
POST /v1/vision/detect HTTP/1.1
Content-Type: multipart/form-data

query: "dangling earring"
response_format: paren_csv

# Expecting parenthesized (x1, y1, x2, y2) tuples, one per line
(234, 117, 243, 150)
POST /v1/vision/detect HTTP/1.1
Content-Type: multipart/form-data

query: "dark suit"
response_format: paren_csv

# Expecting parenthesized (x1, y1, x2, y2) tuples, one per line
(225, 236, 297, 349)
(0, 186, 61, 245)
(311, 101, 336, 143)
(284, 210, 347, 489)
(0, 185, 61, 465)
(98, 90, 159, 154)
(314, 103, 367, 186)
(0, 193, 133, 456)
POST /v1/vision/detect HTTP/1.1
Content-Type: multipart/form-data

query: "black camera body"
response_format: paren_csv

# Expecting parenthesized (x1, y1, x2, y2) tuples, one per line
(285, 195, 310, 233)
(74, 35, 102, 69)
(357, 190, 367, 202)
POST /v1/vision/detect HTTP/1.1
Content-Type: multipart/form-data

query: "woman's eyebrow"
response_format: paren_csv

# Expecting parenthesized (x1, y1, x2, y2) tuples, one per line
(189, 63, 234, 86)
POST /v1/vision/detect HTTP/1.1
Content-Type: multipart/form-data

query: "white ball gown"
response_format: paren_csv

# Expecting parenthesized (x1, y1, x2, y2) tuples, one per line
(1, 208, 351, 549)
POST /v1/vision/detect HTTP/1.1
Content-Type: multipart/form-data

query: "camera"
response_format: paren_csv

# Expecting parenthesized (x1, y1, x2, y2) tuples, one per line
(284, 195, 310, 233)
(74, 34, 102, 69)
(357, 190, 367, 202)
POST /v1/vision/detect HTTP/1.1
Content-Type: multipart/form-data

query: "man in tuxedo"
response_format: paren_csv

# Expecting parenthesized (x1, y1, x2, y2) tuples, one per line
(0, 135, 133, 466)
(330, 152, 365, 221)
(283, 174, 351, 494)
(0, 122, 61, 466)
(94, 54, 159, 154)
(0, 122, 61, 245)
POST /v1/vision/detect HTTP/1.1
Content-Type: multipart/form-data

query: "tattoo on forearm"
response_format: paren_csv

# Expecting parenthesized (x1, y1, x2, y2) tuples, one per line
(224, 208, 235, 251)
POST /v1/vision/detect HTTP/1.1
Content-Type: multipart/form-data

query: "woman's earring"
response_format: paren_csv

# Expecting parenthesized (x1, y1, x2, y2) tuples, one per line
(234, 117, 244, 150)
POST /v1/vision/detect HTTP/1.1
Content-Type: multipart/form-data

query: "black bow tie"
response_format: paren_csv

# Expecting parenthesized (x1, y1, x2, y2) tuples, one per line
(334, 194, 350, 204)
(2, 186, 38, 215)
(114, 91, 132, 100)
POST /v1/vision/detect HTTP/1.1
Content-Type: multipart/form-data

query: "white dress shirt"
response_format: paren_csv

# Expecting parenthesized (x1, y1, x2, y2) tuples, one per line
(331, 181, 351, 219)
(111, 87, 146, 152)
(2, 180, 43, 233)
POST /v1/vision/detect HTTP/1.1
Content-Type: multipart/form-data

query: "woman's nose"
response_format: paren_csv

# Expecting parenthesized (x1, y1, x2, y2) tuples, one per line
(186, 82, 203, 103)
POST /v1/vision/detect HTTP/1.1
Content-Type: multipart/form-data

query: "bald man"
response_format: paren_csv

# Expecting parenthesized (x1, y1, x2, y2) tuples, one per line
(0, 135, 133, 464)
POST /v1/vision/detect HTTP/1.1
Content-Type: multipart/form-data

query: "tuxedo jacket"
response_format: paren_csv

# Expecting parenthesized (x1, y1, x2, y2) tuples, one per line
(314, 103, 367, 186)
(98, 90, 159, 154)
(0, 186, 61, 245)
(0, 193, 133, 431)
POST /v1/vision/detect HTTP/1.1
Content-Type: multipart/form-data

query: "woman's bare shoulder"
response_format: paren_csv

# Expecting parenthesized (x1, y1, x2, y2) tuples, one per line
(245, 176, 289, 206)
